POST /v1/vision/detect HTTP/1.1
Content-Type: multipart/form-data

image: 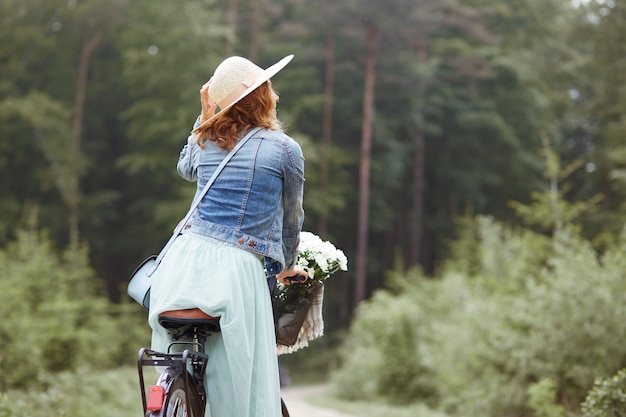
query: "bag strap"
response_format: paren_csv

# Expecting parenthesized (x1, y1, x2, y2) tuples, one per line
(147, 127, 262, 276)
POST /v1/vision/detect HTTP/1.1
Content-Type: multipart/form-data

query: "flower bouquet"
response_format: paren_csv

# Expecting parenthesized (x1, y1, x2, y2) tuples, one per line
(273, 231, 347, 350)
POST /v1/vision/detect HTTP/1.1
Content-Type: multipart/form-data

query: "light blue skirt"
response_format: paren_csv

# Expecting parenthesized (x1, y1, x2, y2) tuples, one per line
(148, 232, 281, 417)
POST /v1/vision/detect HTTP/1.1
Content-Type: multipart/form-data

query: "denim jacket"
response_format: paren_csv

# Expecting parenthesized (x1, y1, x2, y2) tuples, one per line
(176, 120, 305, 276)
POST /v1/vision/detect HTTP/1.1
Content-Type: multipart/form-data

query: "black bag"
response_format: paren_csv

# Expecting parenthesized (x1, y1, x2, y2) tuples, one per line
(273, 280, 323, 346)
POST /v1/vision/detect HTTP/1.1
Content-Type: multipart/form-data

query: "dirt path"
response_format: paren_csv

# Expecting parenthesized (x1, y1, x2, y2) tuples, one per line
(280, 385, 357, 417)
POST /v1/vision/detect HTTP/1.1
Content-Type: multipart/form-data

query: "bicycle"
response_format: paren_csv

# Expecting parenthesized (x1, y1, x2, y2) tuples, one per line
(135, 274, 306, 417)
(136, 312, 211, 417)
(136, 311, 292, 417)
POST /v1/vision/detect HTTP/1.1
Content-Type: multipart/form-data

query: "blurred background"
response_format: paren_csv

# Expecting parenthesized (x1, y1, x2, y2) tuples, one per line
(1, 0, 625, 416)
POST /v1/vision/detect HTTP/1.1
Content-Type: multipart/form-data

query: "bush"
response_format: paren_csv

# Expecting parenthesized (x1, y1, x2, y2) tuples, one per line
(331, 270, 442, 405)
(528, 378, 565, 417)
(581, 369, 626, 417)
(0, 230, 150, 391)
(0, 366, 143, 417)
(452, 223, 626, 416)
(331, 217, 626, 417)
(481, 228, 626, 410)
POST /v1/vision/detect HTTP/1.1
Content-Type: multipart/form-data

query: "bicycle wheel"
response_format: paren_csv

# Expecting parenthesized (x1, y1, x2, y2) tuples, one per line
(281, 397, 290, 417)
(162, 377, 187, 417)
(146, 367, 202, 417)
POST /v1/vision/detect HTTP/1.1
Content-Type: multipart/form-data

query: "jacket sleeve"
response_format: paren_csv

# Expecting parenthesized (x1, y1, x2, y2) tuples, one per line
(280, 137, 306, 271)
(176, 117, 202, 182)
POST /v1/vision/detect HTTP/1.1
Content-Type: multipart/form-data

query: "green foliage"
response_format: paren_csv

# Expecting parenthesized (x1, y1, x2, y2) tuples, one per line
(581, 369, 626, 417)
(456, 224, 626, 416)
(0, 230, 149, 391)
(4, 1, 624, 414)
(0, 366, 143, 417)
(119, 0, 225, 175)
(1, 7, 626, 411)
(331, 270, 441, 405)
(508, 133, 603, 236)
(528, 378, 565, 417)
(309, 391, 450, 417)
(1, 0, 622, 314)
(331, 216, 626, 416)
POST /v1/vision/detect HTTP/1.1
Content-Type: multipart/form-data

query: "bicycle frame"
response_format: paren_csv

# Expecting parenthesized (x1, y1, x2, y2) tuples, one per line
(137, 311, 290, 416)
(137, 347, 208, 417)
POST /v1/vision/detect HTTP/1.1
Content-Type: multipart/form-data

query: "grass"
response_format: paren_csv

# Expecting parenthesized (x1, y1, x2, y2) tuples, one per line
(0, 365, 443, 417)
(310, 397, 448, 417)
(304, 385, 450, 417)
(278, 343, 449, 417)
(0, 366, 144, 417)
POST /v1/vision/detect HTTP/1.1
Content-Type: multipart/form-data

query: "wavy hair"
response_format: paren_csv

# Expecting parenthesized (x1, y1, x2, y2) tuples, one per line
(193, 81, 283, 150)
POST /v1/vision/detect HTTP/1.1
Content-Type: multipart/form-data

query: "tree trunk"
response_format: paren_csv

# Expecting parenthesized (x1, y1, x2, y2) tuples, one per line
(354, 25, 380, 307)
(409, 34, 427, 266)
(410, 129, 425, 266)
(318, 30, 335, 238)
(68, 29, 103, 248)
(226, 0, 239, 55)
(540, 131, 562, 233)
(247, 0, 261, 61)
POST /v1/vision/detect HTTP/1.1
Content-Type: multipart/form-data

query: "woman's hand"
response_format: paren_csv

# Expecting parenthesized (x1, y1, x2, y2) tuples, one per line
(199, 79, 217, 124)
(276, 266, 308, 285)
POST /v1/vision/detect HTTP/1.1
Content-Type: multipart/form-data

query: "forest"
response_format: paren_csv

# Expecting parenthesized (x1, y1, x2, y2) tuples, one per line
(1, 0, 626, 416)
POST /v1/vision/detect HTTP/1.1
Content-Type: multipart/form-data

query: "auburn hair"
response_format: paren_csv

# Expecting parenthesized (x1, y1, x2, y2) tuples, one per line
(193, 81, 283, 150)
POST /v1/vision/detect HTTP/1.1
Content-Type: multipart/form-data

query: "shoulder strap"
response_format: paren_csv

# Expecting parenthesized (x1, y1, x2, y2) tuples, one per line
(148, 127, 262, 276)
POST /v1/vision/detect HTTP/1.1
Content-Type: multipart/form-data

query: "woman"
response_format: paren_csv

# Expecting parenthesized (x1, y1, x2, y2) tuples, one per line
(147, 55, 305, 417)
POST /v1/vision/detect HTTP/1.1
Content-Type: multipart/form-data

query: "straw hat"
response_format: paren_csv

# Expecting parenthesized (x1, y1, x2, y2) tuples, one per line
(197, 54, 294, 128)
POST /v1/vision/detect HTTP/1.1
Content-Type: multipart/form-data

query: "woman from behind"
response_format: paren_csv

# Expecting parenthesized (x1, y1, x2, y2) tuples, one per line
(148, 54, 305, 417)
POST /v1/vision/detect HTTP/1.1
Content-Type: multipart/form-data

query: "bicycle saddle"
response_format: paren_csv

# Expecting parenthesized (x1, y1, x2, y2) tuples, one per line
(158, 309, 221, 333)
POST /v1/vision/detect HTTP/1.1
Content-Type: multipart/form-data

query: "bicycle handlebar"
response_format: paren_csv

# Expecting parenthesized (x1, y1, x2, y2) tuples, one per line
(284, 274, 307, 284)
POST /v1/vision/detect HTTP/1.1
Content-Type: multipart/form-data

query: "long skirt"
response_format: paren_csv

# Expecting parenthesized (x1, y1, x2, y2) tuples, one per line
(148, 231, 281, 417)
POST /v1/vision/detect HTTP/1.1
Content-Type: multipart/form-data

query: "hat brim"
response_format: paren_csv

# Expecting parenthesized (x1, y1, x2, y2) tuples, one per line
(196, 55, 294, 129)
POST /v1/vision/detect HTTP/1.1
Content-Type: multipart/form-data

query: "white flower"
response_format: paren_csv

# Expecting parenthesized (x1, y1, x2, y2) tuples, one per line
(336, 249, 348, 271)
(295, 231, 348, 281)
(273, 232, 347, 321)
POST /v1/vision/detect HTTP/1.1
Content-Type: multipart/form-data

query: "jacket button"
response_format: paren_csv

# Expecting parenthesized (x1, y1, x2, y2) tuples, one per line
(185, 223, 191, 229)
(238, 238, 244, 244)
(248, 241, 256, 247)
